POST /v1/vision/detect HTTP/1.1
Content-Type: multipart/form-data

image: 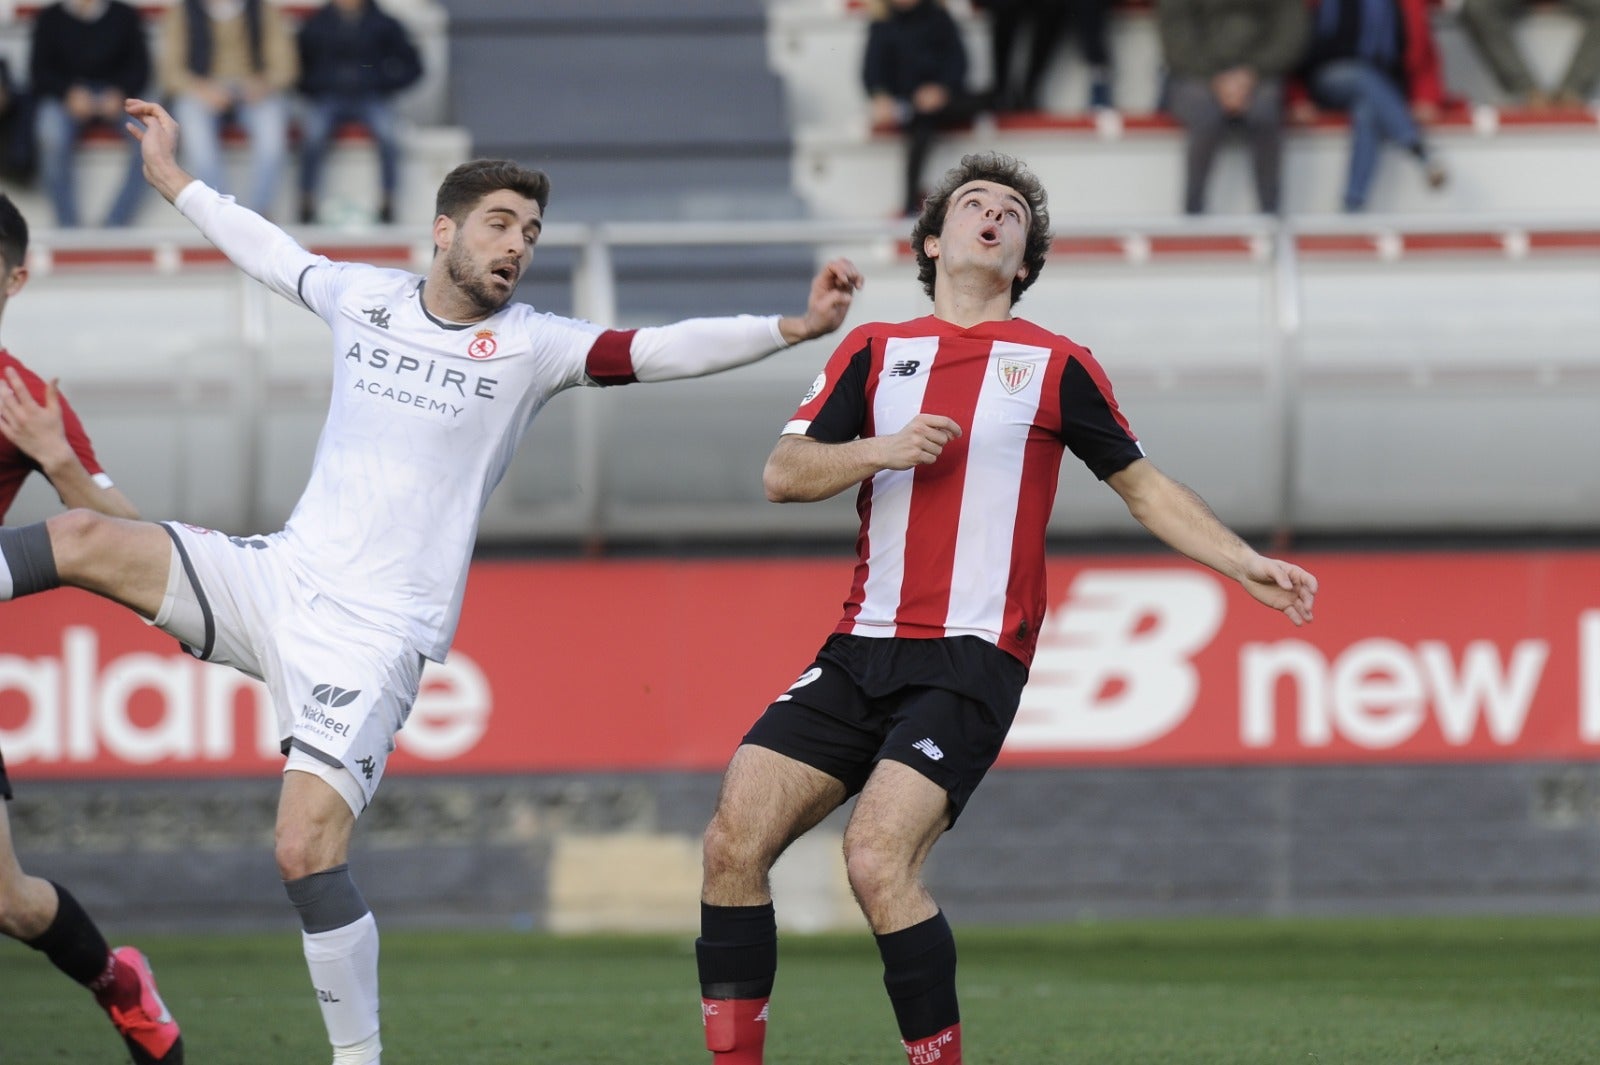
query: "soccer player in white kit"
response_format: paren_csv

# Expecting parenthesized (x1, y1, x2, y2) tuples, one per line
(0, 99, 862, 1065)
(694, 153, 1319, 1065)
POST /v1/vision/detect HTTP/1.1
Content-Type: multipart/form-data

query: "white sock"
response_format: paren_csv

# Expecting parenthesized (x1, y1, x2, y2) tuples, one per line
(302, 912, 382, 1058)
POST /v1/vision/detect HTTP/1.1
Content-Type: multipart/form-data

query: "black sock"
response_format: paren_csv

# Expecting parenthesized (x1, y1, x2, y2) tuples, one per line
(696, 902, 777, 999)
(877, 910, 959, 1041)
(24, 882, 112, 989)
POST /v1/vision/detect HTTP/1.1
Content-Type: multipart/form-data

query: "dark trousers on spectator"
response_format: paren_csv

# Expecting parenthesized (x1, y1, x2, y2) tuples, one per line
(1166, 75, 1286, 214)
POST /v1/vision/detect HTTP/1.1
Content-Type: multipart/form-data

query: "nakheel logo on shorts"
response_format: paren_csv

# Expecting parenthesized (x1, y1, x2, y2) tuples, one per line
(300, 684, 361, 738)
(313, 684, 361, 708)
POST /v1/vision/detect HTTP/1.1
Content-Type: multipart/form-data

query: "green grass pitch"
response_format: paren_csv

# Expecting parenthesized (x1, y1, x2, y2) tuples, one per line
(3, 916, 1598, 1063)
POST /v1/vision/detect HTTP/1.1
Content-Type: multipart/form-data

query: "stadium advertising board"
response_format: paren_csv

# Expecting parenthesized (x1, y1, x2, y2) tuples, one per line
(2, 551, 1598, 776)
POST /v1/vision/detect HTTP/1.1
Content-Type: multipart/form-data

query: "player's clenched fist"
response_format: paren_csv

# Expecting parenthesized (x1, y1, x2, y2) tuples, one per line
(879, 413, 962, 469)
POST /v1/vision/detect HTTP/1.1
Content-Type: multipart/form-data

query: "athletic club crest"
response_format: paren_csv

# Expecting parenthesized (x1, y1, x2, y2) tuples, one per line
(997, 358, 1035, 394)
(468, 329, 497, 359)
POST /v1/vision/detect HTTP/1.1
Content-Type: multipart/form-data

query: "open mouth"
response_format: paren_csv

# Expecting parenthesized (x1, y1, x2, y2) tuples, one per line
(979, 224, 1000, 245)
(490, 262, 519, 286)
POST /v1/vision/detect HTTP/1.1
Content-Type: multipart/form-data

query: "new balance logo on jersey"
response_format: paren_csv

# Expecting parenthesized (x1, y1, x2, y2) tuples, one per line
(227, 535, 267, 550)
(363, 306, 391, 329)
(356, 755, 376, 781)
(913, 738, 945, 761)
(889, 359, 922, 377)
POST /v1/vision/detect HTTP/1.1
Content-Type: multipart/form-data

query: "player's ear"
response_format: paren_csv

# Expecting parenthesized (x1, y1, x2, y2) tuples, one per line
(4, 263, 27, 297)
(923, 234, 940, 261)
(431, 214, 455, 252)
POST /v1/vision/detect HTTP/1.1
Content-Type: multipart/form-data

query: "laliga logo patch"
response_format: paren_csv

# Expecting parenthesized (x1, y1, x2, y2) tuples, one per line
(801, 371, 826, 404)
(468, 329, 498, 359)
(997, 358, 1035, 395)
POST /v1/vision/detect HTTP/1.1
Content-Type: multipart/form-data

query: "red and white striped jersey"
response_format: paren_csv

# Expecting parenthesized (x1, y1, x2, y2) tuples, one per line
(783, 315, 1144, 668)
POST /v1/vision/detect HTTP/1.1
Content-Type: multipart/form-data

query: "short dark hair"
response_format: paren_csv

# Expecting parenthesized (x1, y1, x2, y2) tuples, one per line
(0, 193, 28, 273)
(434, 159, 551, 225)
(909, 152, 1050, 305)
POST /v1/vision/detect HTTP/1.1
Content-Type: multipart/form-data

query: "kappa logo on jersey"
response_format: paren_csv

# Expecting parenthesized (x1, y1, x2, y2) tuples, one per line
(997, 358, 1036, 394)
(801, 371, 826, 405)
(363, 306, 392, 329)
(888, 359, 922, 377)
(775, 666, 824, 703)
(356, 755, 376, 781)
(468, 329, 498, 359)
(913, 737, 945, 761)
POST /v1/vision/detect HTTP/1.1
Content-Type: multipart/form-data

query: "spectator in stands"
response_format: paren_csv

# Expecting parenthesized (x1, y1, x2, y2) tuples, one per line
(976, 0, 1116, 112)
(1156, 0, 1308, 214)
(157, 0, 298, 217)
(863, 0, 982, 217)
(1297, 0, 1449, 211)
(1459, 0, 1600, 108)
(0, 192, 177, 1064)
(28, 0, 150, 227)
(0, 59, 37, 187)
(295, 0, 423, 225)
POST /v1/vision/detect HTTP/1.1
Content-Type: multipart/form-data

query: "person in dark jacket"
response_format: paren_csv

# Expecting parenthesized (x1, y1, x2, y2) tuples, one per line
(294, 0, 422, 225)
(1296, 0, 1449, 210)
(863, 0, 980, 216)
(28, 0, 150, 226)
(1156, 0, 1308, 214)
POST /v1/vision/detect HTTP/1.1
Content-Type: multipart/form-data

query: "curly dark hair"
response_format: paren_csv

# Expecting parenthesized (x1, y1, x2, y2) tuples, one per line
(434, 159, 551, 225)
(909, 152, 1050, 305)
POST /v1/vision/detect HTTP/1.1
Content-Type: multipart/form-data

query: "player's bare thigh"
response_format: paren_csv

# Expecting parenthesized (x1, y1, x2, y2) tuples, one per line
(703, 744, 848, 900)
(841, 760, 951, 931)
(44, 510, 171, 618)
(275, 769, 357, 880)
(845, 759, 950, 871)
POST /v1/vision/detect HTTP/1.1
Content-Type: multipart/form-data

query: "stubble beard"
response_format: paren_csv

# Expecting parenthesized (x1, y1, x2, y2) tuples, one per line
(444, 244, 511, 318)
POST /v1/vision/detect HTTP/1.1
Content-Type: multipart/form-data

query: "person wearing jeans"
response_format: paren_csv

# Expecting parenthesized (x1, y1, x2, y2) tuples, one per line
(156, 0, 297, 217)
(28, 0, 150, 227)
(1298, 0, 1448, 211)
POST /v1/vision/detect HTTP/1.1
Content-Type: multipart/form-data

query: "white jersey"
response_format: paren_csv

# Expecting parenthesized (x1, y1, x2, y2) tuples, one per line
(176, 182, 789, 661)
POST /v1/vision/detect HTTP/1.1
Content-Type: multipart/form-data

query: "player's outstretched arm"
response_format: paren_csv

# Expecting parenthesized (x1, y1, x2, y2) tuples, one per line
(124, 98, 196, 204)
(0, 369, 139, 519)
(1106, 457, 1317, 626)
(764, 413, 962, 503)
(623, 259, 864, 384)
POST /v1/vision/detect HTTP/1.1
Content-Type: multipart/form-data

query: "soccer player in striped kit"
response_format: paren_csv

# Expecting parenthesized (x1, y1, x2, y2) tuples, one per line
(695, 152, 1318, 1065)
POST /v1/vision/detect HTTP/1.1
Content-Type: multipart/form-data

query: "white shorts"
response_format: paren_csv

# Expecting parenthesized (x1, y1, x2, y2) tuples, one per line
(152, 522, 423, 815)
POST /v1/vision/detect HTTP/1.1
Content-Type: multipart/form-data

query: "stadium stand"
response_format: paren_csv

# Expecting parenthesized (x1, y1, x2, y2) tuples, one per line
(0, 0, 464, 226)
(0, 0, 1595, 542)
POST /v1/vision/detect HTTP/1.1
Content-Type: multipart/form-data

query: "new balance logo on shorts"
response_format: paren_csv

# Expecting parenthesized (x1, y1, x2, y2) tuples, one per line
(913, 738, 945, 761)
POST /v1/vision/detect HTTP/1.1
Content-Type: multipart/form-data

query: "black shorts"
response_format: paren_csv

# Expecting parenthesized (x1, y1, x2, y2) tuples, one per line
(742, 634, 1027, 826)
(0, 747, 11, 802)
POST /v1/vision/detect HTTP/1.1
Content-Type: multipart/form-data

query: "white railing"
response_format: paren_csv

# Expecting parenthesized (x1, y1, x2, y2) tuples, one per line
(12, 210, 1600, 542)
